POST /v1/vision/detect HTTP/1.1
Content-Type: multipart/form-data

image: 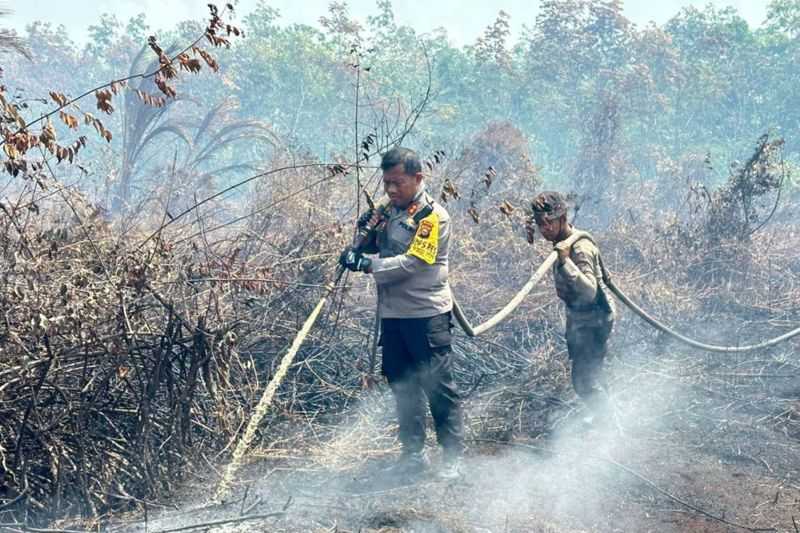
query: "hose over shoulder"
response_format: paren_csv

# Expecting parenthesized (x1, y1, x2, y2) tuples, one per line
(453, 231, 800, 352)
(452, 230, 591, 337)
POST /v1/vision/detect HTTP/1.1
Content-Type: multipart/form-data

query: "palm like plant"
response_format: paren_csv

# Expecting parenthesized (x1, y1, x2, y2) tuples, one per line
(114, 45, 282, 214)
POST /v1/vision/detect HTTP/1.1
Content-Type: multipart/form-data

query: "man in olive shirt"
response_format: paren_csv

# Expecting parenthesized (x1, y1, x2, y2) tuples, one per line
(339, 147, 463, 479)
(532, 191, 616, 423)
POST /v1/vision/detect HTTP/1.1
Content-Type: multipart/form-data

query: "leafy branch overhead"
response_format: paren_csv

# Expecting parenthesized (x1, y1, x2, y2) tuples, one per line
(0, 3, 243, 178)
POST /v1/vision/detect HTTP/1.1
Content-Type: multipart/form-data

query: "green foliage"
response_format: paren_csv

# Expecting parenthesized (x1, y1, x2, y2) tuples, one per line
(5, 0, 800, 217)
(766, 0, 800, 37)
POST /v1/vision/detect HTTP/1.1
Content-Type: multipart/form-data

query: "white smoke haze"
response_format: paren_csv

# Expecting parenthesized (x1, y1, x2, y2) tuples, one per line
(110, 335, 800, 533)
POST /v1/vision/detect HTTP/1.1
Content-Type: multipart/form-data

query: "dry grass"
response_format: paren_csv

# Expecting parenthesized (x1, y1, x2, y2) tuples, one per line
(0, 134, 799, 532)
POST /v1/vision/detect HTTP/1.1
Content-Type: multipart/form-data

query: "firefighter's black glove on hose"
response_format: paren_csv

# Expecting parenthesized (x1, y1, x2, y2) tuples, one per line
(339, 247, 372, 273)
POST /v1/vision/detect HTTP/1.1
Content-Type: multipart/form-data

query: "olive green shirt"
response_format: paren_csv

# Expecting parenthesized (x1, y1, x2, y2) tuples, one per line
(553, 231, 615, 327)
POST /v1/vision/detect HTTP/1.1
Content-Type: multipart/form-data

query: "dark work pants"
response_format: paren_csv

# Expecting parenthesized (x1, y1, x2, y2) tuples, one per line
(566, 318, 613, 409)
(380, 312, 464, 457)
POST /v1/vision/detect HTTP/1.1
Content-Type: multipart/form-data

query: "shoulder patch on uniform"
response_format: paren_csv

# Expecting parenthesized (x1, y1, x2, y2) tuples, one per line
(407, 211, 439, 264)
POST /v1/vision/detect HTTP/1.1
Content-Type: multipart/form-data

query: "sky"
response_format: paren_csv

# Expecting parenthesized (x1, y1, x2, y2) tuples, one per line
(4, 0, 771, 46)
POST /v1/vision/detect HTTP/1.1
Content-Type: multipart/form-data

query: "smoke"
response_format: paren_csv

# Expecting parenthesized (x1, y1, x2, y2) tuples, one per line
(113, 318, 800, 533)
(115, 352, 692, 532)
(446, 354, 683, 531)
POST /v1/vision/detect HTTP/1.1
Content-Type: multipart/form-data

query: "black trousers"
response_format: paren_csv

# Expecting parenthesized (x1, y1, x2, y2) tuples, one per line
(566, 318, 613, 407)
(380, 312, 464, 456)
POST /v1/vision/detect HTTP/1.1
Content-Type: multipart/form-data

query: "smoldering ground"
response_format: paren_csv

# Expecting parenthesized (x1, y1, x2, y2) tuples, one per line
(112, 330, 800, 533)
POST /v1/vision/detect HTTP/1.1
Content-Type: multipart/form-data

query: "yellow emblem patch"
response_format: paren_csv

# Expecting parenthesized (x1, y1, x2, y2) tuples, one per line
(407, 212, 439, 264)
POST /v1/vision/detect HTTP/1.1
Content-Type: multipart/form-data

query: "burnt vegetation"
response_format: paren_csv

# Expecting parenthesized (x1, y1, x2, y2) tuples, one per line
(0, 1, 799, 531)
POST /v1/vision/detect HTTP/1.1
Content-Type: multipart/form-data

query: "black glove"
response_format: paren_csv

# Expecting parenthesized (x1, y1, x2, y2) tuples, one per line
(339, 247, 372, 272)
(356, 208, 375, 229)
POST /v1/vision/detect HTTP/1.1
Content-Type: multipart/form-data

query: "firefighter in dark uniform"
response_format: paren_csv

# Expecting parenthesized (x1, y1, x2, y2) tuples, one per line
(339, 147, 463, 479)
(532, 191, 616, 424)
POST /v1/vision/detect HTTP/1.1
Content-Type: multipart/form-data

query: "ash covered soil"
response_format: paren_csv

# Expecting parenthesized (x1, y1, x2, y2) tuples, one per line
(110, 339, 800, 533)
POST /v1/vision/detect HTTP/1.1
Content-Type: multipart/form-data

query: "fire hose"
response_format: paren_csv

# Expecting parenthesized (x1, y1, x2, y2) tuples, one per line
(216, 226, 800, 499)
(451, 231, 800, 352)
(451, 230, 588, 337)
(215, 207, 378, 500)
(215, 276, 339, 501)
(598, 261, 800, 352)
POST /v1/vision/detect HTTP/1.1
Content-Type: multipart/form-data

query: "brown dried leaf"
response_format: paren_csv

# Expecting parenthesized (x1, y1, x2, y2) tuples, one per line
(109, 80, 126, 95)
(185, 58, 202, 73)
(154, 76, 177, 98)
(442, 178, 460, 201)
(3, 143, 19, 159)
(95, 89, 114, 114)
(59, 111, 79, 130)
(195, 48, 219, 72)
(49, 91, 68, 107)
(525, 216, 536, 244)
(148, 35, 163, 56)
(40, 120, 57, 147)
